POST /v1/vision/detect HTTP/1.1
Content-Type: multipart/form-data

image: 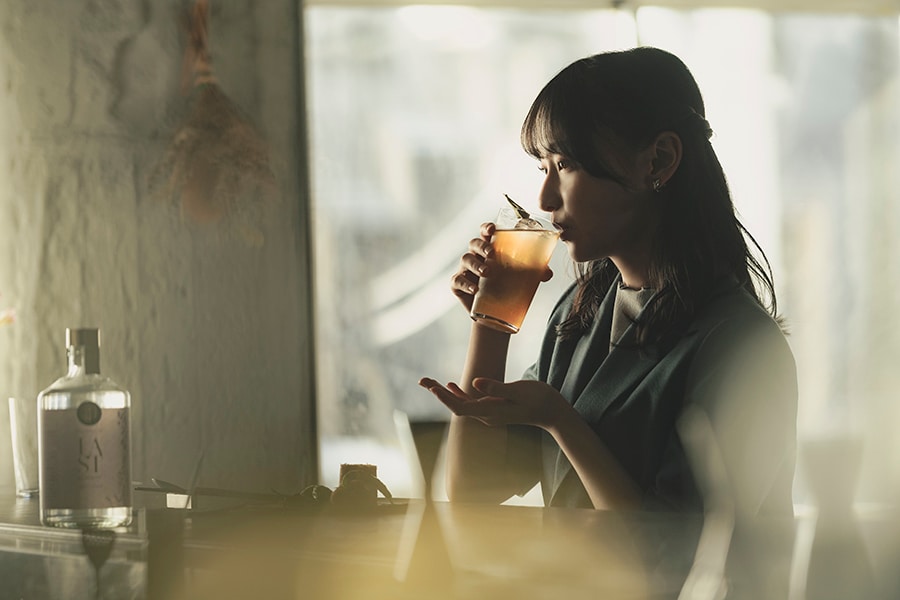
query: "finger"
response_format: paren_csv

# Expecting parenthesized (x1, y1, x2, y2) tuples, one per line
(450, 270, 478, 297)
(467, 236, 494, 259)
(418, 377, 441, 390)
(446, 381, 466, 395)
(479, 222, 496, 242)
(471, 377, 507, 397)
(445, 397, 510, 425)
(419, 378, 469, 399)
(460, 251, 489, 277)
(448, 382, 506, 404)
(540, 266, 554, 283)
(429, 387, 470, 414)
(420, 379, 473, 408)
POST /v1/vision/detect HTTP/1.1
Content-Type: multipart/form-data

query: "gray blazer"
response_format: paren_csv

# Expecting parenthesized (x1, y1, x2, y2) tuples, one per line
(514, 278, 797, 514)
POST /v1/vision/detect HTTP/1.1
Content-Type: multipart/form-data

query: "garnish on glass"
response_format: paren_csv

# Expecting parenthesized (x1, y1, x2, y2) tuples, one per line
(504, 193, 530, 219)
(504, 194, 542, 230)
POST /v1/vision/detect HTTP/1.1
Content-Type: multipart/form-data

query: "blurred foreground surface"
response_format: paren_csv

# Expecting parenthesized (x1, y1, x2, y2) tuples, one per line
(0, 487, 898, 599)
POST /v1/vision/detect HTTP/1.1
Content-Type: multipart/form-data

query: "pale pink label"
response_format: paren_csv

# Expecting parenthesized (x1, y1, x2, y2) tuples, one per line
(40, 407, 132, 509)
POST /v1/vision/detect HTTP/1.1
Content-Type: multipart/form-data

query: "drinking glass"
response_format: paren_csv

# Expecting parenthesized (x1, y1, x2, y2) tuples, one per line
(470, 206, 559, 333)
(8, 396, 39, 497)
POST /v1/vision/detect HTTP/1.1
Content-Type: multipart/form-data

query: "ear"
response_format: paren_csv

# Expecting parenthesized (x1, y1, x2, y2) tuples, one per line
(645, 131, 682, 190)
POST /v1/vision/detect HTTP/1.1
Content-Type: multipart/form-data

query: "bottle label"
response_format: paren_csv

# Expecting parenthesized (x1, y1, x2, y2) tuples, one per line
(40, 406, 132, 510)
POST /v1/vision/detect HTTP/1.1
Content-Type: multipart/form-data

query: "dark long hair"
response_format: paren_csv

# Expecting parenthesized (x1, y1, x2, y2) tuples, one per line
(520, 47, 781, 347)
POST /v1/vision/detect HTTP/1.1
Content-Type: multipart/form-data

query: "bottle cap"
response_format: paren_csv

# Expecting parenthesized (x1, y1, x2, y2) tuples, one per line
(66, 328, 100, 348)
(66, 328, 101, 374)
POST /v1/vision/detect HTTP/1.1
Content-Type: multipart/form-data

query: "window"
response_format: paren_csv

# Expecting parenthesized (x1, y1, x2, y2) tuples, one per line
(305, 5, 900, 504)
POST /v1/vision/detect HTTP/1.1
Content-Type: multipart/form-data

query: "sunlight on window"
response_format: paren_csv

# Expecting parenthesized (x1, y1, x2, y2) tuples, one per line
(397, 6, 496, 50)
(306, 6, 900, 506)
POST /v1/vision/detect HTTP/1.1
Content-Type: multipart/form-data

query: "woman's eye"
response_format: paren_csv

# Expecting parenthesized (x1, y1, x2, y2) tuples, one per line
(538, 158, 573, 173)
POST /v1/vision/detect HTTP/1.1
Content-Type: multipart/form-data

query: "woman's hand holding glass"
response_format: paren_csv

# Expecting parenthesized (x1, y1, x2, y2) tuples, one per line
(451, 221, 553, 315)
(450, 221, 495, 312)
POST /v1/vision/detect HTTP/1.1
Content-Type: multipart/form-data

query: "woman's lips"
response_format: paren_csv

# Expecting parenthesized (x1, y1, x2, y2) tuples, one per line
(555, 225, 570, 241)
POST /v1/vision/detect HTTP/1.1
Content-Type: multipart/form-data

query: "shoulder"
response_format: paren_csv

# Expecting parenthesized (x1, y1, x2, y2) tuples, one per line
(688, 282, 786, 350)
(684, 281, 797, 406)
(678, 281, 796, 414)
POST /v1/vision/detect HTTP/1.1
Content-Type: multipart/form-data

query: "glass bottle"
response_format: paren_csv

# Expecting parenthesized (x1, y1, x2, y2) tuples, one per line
(38, 328, 133, 528)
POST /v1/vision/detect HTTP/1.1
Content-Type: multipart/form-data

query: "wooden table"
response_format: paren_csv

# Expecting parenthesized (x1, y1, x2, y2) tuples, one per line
(173, 498, 703, 600)
(1, 487, 898, 599)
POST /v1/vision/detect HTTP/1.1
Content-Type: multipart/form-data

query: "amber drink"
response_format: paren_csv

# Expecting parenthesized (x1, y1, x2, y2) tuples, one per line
(470, 207, 559, 334)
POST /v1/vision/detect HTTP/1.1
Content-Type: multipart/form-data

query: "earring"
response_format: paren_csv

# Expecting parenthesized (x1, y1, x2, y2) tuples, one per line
(652, 178, 663, 192)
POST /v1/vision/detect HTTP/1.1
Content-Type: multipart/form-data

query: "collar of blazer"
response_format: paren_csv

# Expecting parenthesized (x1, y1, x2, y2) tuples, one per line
(547, 280, 663, 504)
(545, 274, 747, 504)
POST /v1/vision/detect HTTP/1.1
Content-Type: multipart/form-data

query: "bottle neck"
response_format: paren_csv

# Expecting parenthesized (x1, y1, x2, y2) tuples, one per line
(67, 345, 100, 375)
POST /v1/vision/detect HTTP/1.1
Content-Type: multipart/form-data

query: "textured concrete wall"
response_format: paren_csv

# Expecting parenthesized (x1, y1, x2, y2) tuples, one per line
(0, 0, 316, 494)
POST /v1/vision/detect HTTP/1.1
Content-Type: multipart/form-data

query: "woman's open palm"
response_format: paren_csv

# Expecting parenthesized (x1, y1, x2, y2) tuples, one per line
(419, 376, 570, 430)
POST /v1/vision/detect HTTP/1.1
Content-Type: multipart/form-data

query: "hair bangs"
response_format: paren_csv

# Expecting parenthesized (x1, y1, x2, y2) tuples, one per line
(520, 69, 630, 184)
(520, 91, 571, 161)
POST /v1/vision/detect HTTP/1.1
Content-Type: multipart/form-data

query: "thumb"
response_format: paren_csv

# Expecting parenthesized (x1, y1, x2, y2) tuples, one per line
(471, 377, 507, 397)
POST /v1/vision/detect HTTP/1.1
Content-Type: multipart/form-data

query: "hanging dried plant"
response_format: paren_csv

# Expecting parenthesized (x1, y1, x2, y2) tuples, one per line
(149, 0, 277, 247)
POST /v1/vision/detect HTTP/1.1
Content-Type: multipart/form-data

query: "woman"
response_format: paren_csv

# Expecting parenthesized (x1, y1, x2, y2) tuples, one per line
(419, 47, 797, 515)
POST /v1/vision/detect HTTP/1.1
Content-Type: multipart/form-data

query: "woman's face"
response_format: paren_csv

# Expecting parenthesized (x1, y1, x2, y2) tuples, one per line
(536, 150, 660, 265)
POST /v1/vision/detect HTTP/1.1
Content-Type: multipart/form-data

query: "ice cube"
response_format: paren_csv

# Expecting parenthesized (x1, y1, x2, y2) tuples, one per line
(514, 217, 543, 230)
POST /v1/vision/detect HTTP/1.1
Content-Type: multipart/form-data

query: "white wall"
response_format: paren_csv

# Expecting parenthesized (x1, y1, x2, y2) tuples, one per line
(0, 0, 316, 494)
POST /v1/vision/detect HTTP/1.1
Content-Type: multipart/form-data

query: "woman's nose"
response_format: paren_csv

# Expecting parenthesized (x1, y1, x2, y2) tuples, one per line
(538, 176, 561, 213)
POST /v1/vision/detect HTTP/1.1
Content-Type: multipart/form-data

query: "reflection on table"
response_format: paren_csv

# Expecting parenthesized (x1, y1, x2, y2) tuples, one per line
(0, 491, 147, 599)
(0, 487, 898, 599)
